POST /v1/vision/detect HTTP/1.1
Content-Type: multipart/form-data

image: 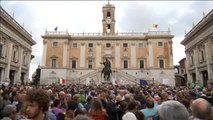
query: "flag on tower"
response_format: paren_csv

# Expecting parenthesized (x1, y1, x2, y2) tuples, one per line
(152, 24, 158, 28)
(57, 78, 65, 84)
(54, 26, 58, 31)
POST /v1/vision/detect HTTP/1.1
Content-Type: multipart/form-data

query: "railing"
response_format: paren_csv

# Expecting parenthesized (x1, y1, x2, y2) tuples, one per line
(0, 6, 32, 38)
(116, 70, 140, 84)
(78, 69, 99, 84)
(44, 31, 171, 37)
(45, 31, 69, 35)
(147, 31, 171, 35)
(116, 70, 161, 85)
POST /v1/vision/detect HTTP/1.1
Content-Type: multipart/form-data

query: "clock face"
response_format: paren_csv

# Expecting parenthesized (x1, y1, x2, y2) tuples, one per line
(106, 18, 112, 24)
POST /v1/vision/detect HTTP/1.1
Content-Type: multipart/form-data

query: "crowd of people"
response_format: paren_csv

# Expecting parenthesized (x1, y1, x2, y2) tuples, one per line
(0, 83, 212, 120)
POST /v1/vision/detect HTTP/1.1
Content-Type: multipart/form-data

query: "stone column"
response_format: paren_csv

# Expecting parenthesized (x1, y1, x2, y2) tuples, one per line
(115, 43, 120, 68)
(5, 42, 13, 82)
(185, 51, 191, 82)
(206, 39, 213, 81)
(96, 42, 102, 68)
(25, 52, 31, 83)
(131, 43, 136, 68)
(63, 41, 68, 68)
(17, 47, 23, 84)
(169, 41, 174, 68)
(194, 46, 201, 83)
(42, 40, 47, 66)
(148, 40, 153, 68)
(80, 43, 85, 68)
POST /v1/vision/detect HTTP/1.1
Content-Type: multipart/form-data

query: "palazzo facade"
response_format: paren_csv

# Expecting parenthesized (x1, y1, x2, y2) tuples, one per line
(0, 7, 36, 85)
(40, 3, 175, 85)
(181, 10, 213, 86)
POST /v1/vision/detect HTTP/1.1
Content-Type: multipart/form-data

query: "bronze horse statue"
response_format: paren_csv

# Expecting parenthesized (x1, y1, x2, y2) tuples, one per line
(100, 58, 113, 81)
(101, 67, 112, 81)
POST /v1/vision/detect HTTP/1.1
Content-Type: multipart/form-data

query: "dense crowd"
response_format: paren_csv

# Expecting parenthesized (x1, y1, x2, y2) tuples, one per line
(0, 83, 212, 120)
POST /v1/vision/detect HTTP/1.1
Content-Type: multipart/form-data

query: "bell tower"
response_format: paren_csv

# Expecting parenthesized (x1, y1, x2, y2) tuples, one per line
(102, 2, 115, 35)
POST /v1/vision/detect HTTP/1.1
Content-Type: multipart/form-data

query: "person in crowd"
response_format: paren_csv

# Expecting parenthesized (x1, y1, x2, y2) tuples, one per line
(179, 98, 192, 115)
(65, 100, 79, 120)
(59, 91, 67, 111)
(65, 94, 72, 105)
(208, 107, 213, 120)
(73, 94, 85, 111)
(1, 104, 17, 120)
(79, 89, 86, 105)
(84, 96, 93, 111)
(141, 94, 158, 120)
(52, 99, 65, 120)
(99, 92, 107, 110)
(106, 95, 119, 120)
(16, 93, 25, 113)
(88, 98, 107, 120)
(25, 88, 50, 120)
(2, 93, 11, 109)
(189, 98, 212, 120)
(158, 100, 189, 120)
(133, 110, 144, 120)
(122, 100, 138, 120)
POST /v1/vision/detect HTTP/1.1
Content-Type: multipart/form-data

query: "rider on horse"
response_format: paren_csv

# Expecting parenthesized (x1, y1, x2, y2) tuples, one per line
(100, 58, 112, 80)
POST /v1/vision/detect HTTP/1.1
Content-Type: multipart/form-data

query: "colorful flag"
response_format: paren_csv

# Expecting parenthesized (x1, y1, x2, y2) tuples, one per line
(189, 82, 195, 88)
(140, 79, 148, 86)
(57, 78, 65, 84)
(112, 77, 117, 85)
(152, 24, 158, 28)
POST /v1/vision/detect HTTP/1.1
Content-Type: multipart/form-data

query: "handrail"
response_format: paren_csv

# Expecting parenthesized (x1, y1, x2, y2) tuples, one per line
(44, 31, 171, 36)
(78, 70, 99, 83)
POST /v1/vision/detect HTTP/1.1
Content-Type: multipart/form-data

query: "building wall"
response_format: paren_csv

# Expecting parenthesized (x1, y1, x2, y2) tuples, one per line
(40, 3, 175, 85)
(0, 7, 36, 84)
(181, 10, 213, 86)
(40, 33, 175, 85)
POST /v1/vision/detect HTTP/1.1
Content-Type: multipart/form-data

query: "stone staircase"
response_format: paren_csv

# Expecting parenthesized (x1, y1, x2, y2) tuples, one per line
(69, 69, 161, 85)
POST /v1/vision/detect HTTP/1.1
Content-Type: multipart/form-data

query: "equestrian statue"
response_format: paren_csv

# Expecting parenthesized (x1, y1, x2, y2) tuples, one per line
(100, 58, 113, 81)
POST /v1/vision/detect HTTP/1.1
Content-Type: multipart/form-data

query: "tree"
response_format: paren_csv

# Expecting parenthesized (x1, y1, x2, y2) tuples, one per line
(31, 65, 41, 86)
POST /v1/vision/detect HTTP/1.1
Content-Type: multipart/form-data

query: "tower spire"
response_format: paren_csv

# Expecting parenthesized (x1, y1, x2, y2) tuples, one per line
(108, 0, 110, 4)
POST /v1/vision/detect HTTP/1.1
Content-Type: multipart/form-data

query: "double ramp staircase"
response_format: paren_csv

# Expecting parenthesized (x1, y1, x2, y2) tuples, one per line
(75, 69, 160, 85)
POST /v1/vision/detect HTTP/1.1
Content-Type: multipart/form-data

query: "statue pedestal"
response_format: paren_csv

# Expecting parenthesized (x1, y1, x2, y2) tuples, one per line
(101, 80, 112, 85)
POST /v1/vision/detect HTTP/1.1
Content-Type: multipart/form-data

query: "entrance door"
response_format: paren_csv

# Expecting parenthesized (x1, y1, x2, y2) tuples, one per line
(9, 70, 15, 85)
(0, 67, 2, 82)
(202, 71, 208, 87)
(21, 72, 25, 85)
(192, 73, 196, 83)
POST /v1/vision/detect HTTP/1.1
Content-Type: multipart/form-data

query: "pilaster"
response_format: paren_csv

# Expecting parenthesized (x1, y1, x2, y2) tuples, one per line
(206, 39, 213, 80)
(148, 40, 153, 68)
(5, 42, 13, 82)
(194, 46, 201, 82)
(131, 43, 136, 68)
(63, 41, 68, 67)
(17, 47, 23, 83)
(42, 40, 47, 66)
(115, 43, 120, 68)
(169, 41, 173, 68)
(80, 43, 85, 68)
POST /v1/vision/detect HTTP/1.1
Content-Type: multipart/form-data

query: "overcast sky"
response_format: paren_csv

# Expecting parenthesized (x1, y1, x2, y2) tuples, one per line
(1, 1, 213, 79)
